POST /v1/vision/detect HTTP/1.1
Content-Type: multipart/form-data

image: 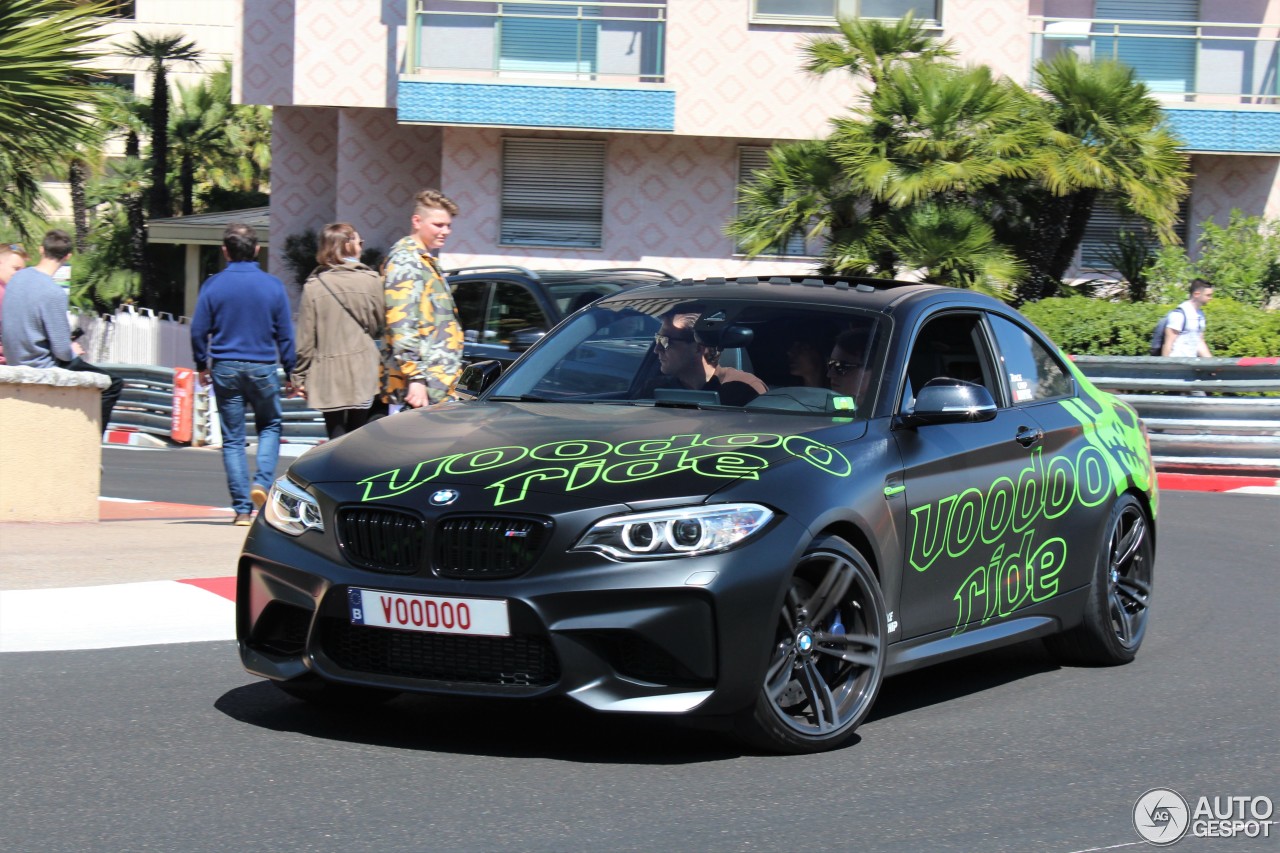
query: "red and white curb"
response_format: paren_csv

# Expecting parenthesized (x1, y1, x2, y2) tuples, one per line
(0, 577, 236, 653)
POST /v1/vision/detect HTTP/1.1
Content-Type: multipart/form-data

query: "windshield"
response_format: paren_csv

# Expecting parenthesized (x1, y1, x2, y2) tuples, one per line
(486, 296, 884, 417)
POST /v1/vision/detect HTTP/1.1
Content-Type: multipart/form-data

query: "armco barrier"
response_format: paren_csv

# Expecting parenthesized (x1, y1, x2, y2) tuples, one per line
(1072, 356, 1280, 475)
(102, 365, 326, 446)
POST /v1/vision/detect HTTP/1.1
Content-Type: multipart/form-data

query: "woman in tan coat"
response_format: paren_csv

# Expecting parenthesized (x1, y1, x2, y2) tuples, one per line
(291, 223, 385, 439)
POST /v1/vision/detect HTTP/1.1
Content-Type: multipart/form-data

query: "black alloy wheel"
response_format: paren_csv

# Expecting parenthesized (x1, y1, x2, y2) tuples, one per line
(1048, 494, 1153, 665)
(738, 535, 886, 753)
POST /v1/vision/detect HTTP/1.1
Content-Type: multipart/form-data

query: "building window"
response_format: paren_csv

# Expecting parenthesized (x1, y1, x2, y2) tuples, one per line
(501, 138, 605, 248)
(751, 0, 939, 26)
(737, 147, 811, 257)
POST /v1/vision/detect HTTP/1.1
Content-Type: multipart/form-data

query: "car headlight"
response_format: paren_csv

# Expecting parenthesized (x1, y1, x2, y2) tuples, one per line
(263, 475, 324, 536)
(573, 504, 774, 560)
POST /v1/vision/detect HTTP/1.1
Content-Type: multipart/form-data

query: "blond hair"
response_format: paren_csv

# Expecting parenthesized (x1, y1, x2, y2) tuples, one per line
(413, 188, 459, 217)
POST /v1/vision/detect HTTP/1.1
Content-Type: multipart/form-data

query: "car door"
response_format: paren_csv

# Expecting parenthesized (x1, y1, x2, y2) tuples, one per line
(451, 279, 555, 367)
(893, 310, 1065, 641)
(983, 310, 1112, 609)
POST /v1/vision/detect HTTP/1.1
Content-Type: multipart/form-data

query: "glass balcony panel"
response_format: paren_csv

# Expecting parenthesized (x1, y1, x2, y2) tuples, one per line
(1032, 17, 1280, 106)
(413, 0, 666, 83)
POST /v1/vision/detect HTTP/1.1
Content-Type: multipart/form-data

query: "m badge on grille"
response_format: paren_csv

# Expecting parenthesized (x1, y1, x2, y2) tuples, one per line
(429, 489, 460, 506)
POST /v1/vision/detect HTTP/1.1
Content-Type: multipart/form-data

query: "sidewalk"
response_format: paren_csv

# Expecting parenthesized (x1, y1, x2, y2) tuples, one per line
(0, 499, 248, 591)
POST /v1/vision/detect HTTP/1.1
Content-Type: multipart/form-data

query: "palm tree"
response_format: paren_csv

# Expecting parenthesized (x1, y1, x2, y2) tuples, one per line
(0, 0, 109, 239)
(117, 32, 202, 219)
(824, 62, 1046, 281)
(168, 75, 229, 215)
(804, 12, 955, 86)
(1012, 52, 1189, 300)
(730, 15, 955, 275)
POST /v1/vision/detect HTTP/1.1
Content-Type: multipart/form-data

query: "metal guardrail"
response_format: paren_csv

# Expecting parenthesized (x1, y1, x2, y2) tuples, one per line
(1073, 356, 1280, 475)
(103, 364, 326, 446)
(104, 358, 1280, 474)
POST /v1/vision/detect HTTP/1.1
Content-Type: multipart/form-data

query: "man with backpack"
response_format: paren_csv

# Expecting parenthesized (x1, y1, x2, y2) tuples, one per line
(1157, 279, 1214, 358)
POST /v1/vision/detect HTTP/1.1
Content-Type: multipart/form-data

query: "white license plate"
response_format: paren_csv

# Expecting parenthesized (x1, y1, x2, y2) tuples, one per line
(348, 588, 510, 637)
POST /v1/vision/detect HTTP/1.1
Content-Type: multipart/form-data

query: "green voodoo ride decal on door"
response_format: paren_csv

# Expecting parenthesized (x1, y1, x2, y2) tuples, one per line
(907, 378, 1154, 635)
(359, 432, 853, 506)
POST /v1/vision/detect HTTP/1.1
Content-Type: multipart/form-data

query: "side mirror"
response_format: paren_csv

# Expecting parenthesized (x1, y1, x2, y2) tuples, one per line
(898, 379, 997, 428)
(455, 360, 502, 398)
(509, 327, 546, 353)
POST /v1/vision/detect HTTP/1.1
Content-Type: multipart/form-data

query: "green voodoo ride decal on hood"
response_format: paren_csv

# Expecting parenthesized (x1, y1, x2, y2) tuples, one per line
(907, 380, 1154, 635)
(359, 432, 853, 507)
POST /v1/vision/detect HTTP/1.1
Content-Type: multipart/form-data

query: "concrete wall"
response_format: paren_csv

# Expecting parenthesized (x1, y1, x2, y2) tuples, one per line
(0, 367, 107, 523)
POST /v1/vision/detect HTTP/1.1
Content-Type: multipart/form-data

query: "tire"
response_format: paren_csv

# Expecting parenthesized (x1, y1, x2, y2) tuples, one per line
(1047, 494, 1153, 666)
(273, 677, 400, 710)
(736, 535, 887, 754)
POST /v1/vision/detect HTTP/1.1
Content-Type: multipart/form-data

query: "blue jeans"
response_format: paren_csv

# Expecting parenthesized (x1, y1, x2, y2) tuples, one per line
(212, 361, 283, 514)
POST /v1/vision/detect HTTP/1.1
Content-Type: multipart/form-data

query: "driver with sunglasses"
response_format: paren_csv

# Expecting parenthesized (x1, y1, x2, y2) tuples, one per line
(650, 302, 766, 406)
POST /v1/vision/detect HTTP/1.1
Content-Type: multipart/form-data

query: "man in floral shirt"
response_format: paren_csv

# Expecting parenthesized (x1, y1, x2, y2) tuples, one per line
(382, 189, 464, 408)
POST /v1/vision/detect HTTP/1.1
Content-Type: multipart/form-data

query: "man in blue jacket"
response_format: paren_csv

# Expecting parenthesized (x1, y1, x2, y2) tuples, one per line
(191, 223, 296, 525)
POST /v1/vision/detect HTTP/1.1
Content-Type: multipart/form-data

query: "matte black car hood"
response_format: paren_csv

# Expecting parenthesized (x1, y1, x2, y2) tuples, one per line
(288, 401, 866, 511)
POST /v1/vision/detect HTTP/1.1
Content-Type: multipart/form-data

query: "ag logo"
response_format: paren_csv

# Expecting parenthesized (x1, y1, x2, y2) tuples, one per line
(1134, 788, 1190, 845)
(429, 488, 460, 506)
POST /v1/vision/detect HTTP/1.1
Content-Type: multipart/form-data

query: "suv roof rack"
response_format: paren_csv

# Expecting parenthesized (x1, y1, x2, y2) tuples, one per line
(443, 265, 540, 279)
(663, 275, 914, 292)
(588, 267, 675, 278)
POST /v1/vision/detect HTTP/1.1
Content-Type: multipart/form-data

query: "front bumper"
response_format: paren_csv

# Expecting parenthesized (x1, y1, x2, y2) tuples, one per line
(237, 512, 809, 717)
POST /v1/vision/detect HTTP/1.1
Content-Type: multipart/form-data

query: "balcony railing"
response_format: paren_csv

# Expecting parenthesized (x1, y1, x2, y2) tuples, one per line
(408, 0, 667, 84)
(1031, 17, 1279, 106)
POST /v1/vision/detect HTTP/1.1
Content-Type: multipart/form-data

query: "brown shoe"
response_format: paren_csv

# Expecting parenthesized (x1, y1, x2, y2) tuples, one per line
(250, 485, 268, 509)
(234, 512, 253, 526)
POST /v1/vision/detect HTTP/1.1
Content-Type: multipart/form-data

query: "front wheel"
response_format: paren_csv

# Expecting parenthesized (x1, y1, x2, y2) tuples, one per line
(1047, 494, 1153, 665)
(736, 535, 886, 754)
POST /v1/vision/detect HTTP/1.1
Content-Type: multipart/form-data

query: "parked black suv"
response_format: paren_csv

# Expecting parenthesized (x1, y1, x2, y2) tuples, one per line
(446, 266, 673, 366)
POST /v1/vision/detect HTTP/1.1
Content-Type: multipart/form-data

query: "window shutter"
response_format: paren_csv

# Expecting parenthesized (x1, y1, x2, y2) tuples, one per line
(738, 147, 808, 256)
(1079, 197, 1190, 271)
(1095, 0, 1199, 94)
(501, 138, 605, 248)
(499, 3, 599, 75)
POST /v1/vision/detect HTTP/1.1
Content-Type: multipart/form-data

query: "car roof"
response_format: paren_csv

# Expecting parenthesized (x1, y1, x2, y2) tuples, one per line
(596, 275, 1001, 315)
(444, 265, 675, 287)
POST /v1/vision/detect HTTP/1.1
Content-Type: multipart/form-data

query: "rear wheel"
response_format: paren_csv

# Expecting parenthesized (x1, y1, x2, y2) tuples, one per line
(736, 535, 886, 754)
(1047, 494, 1153, 665)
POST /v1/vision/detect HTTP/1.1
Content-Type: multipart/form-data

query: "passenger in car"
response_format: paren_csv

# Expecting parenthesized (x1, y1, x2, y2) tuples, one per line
(827, 327, 873, 410)
(650, 303, 767, 406)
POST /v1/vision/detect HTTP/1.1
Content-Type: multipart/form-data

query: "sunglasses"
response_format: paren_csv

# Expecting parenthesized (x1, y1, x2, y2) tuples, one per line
(6, 244, 23, 252)
(654, 333, 696, 350)
(826, 359, 863, 376)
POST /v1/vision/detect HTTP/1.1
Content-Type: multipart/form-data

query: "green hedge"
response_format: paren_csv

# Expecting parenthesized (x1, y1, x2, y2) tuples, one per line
(1021, 296, 1280, 357)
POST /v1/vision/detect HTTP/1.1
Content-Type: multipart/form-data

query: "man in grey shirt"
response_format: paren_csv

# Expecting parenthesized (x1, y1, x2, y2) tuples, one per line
(1, 230, 122, 430)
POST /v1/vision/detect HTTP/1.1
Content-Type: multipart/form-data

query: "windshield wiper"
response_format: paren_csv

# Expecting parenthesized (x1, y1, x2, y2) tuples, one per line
(488, 394, 551, 402)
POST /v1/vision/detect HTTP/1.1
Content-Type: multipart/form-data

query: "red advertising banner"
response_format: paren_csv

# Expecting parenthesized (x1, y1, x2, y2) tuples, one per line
(172, 367, 195, 443)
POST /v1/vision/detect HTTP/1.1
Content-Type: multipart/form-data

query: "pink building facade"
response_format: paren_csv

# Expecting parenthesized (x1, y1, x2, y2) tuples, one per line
(236, 0, 1280, 283)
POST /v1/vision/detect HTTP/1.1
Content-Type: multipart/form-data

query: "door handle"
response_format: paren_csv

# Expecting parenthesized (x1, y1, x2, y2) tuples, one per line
(1015, 426, 1044, 448)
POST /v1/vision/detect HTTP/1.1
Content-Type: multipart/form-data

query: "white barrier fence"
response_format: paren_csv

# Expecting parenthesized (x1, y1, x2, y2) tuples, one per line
(72, 306, 194, 369)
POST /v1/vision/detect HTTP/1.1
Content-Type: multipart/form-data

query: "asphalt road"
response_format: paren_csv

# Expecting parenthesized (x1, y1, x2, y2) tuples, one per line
(102, 444, 285, 507)
(4, 454, 1277, 852)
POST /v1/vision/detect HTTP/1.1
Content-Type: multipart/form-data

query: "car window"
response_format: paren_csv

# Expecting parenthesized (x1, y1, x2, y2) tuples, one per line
(900, 312, 995, 411)
(546, 283, 622, 315)
(987, 314, 1073, 403)
(452, 281, 490, 343)
(490, 281, 550, 343)
(491, 298, 882, 415)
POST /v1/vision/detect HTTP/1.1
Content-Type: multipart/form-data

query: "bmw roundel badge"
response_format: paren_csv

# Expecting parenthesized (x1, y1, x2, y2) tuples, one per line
(429, 489, 460, 506)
